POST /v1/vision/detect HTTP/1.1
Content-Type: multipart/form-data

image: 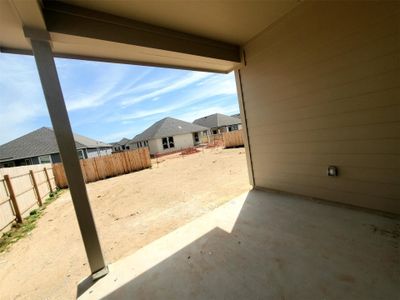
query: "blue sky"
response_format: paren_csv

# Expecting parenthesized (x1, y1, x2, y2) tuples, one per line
(0, 53, 239, 144)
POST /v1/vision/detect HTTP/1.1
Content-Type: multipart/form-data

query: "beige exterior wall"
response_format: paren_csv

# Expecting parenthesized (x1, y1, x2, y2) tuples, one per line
(148, 133, 196, 155)
(239, 1, 400, 214)
(148, 139, 160, 155)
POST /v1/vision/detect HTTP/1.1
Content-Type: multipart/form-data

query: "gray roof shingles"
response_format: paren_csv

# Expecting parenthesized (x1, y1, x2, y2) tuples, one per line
(132, 117, 207, 142)
(193, 113, 241, 128)
(0, 127, 111, 161)
(231, 113, 241, 119)
(111, 138, 130, 147)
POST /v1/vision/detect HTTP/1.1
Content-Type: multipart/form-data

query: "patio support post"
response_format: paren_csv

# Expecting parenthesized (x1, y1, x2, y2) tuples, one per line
(234, 69, 255, 187)
(24, 28, 108, 279)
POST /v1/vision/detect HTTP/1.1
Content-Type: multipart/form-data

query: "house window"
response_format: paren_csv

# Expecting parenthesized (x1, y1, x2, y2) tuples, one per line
(212, 129, 218, 134)
(228, 125, 238, 132)
(38, 155, 51, 164)
(162, 137, 168, 149)
(194, 132, 199, 143)
(0, 162, 15, 168)
(77, 150, 85, 160)
(162, 136, 175, 149)
(168, 137, 174, 148)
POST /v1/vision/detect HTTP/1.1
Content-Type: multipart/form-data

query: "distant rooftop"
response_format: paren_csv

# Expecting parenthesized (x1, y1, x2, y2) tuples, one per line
(0, 127, 111, 162)
(132, 117, 208, 142)
(111, 138, 130, 146)
(193, 113, 241, 128)
(231, 113, 241, 119)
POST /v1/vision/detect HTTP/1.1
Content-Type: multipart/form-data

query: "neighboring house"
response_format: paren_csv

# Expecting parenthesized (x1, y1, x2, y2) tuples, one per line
(111, 138, 131, 152)
(0, 127, 112, 168)
(231, 113, 241, 119)
(193, 113, 242, 135)
(131, 117, 208, 155)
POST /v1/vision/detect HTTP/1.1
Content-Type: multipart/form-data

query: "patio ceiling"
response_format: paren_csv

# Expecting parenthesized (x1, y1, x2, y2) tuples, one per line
(0, 0, 299, 72)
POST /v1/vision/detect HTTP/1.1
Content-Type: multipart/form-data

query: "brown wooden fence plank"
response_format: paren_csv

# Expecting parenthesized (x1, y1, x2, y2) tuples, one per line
(138, 148, 143, 169)
(52, 163, 68, 188)
(132, 150, 140, 171)
(112, 155, 118, 176)
(124, 152, 131, 173)
(29, 170, 42, 206)
(85, 159, 98, 183)
(116, 154, 124, 175)
(127, 151, 134, 171)
(223, 130, 244, 148)
(52, 149, 151, 188)
(126, 151, 134, 171)
(124, 152, 130, 170)
(145, 148, 151, 167)
(4, 175, 22, 223)
(43, 167, 53, 193)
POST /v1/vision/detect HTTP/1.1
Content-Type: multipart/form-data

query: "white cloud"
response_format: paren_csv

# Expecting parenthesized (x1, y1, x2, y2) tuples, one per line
(0, 55, 49, 144)
(120, 71, 212, 106)
(99, 129, 137, 142)
(108, 72, 237, 123)
(101, 101, 239, 142)
(0, 53, 239, 145)
(64, 66, 153, 111)
(175, 104, 239, 123)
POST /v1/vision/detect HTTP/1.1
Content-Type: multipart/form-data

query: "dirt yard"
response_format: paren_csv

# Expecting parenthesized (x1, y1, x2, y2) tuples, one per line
(0, 147, 250, 299)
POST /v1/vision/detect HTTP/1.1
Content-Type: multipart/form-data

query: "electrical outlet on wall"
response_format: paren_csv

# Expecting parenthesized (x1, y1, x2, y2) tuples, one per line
(327, 166, 338, 177)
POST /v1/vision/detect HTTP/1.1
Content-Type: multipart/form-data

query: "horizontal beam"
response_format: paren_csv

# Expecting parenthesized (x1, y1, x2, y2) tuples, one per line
(41, 1, 241, 63)
(0, 47, 231, 74)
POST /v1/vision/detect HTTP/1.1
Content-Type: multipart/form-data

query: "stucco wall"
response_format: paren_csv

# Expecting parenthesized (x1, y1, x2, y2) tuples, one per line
(239, 1, 400, 213)
(149, 133, 196, 155)
(148, 139, 160, 155)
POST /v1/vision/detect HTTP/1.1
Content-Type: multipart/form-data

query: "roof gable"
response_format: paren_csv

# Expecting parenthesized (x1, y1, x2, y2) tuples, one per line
(73, 132, 112, 148)
(111, 138, 130, 146)
(193, 113, 241, 128)
(132, 117, 207, 142)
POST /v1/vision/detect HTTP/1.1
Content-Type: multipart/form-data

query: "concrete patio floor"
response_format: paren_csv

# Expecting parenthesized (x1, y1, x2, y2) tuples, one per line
(78, 190, 399, 299)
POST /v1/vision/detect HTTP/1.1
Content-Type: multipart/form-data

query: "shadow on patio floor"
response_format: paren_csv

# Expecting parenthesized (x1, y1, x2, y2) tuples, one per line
(78, 190, 400, 299)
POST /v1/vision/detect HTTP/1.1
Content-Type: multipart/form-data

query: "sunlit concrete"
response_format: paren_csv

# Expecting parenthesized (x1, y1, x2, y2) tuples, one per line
(78, 190, 400, 299)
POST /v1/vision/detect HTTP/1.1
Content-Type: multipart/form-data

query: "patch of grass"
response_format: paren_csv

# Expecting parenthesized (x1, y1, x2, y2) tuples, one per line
(0, 188, 64, 253)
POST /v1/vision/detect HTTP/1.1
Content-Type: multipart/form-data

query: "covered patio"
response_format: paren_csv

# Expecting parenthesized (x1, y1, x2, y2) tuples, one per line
(78, 190, 399, 299)
(1, 0, 399, 298)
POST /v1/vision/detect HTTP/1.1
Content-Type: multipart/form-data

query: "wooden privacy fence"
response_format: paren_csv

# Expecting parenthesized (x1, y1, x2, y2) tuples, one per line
(223, 130, 245, 148)
(0, 164, 56, 231)
(52, 147, 151, 188)
(201, 133, 224, 144)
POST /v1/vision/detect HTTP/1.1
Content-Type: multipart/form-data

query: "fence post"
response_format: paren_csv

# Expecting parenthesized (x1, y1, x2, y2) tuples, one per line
(44, 167, 53, 193)
(30, 170, 42, 206)
(4, 175, 23, 223)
